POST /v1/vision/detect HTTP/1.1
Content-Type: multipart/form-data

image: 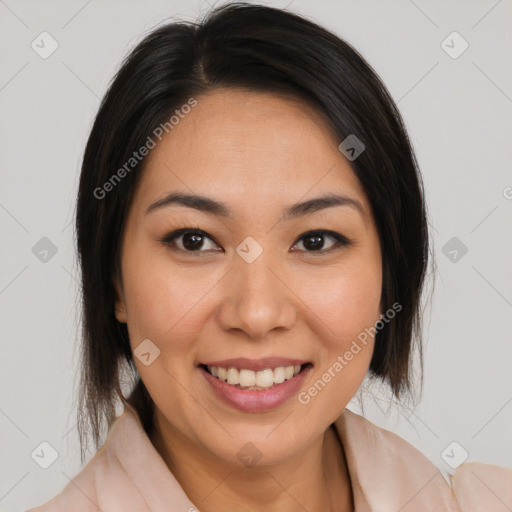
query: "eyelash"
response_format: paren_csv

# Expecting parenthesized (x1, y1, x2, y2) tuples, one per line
(159, 228, 351, 255)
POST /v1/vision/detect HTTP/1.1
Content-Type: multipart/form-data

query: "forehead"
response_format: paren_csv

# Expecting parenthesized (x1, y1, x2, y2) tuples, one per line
(134, 89, 369, 216)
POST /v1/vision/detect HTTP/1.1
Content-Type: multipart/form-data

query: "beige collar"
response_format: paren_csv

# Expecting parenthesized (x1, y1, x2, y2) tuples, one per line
(332, 409, 460, 511)
(103, 405, 460, 511)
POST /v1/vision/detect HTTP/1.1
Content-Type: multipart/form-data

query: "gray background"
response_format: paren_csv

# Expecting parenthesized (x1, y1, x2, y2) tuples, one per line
(1, 0, 511, 510)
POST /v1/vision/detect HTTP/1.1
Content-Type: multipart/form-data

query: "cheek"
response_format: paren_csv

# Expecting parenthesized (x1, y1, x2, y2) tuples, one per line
(295, 264, 380, 422)
(299, 260, 382, 341)
(123, 269, 201, 341)
(120, 243, 225, 364)
(123, 243, 381, 336)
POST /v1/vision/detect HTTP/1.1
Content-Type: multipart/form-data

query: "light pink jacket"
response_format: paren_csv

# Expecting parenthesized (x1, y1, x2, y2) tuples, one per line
(27, 406, 512, 511)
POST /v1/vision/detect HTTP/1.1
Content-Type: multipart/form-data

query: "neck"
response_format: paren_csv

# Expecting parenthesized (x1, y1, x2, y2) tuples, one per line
(150, 414, 354, 512)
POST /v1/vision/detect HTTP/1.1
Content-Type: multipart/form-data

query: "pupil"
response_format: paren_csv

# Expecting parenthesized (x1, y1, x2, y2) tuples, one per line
(304, 234, 323, 250)
(183, 233, 203, 251)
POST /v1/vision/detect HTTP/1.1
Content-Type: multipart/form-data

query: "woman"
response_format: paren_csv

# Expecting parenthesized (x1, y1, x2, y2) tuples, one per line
(28, 3, 511, 511)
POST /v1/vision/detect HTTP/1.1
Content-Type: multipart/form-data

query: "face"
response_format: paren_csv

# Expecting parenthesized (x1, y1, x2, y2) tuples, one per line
(114, 89, 382, 466)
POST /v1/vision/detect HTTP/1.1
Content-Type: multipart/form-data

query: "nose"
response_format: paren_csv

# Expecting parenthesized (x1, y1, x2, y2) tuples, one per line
(216, 249, 298, 340)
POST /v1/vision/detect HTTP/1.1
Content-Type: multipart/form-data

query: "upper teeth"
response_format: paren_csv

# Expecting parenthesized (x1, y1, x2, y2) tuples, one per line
(208, 365, 302, 389)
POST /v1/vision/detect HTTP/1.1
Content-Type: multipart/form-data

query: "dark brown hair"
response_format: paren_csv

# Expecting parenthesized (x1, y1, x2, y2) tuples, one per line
(75, 2, 429, 462)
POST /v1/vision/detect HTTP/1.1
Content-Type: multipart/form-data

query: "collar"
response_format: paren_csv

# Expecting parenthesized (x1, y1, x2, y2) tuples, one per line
(107, 405, 460, 511)
(332, 408, 460, 511)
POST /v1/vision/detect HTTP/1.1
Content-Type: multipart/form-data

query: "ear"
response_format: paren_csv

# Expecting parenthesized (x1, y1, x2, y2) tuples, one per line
(113, 271, 127, 323)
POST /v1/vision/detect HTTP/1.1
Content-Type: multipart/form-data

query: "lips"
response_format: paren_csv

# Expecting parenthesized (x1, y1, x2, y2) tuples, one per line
(198, 361, 314, 412)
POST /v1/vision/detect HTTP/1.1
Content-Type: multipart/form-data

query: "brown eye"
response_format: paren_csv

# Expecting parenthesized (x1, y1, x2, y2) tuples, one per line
(161, 229, 221, 253)
(181, 232, 206, 251)
(160, 228, 350, 255)
(292, 230, 350, 253)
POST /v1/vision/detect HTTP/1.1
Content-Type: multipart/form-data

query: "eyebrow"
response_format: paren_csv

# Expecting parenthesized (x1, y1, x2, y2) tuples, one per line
(145, 191, 365, 220)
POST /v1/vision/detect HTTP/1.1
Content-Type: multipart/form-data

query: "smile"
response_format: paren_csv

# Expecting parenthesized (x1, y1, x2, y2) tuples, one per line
(198, 361, 314, 412)
(202, 363, 312, 390)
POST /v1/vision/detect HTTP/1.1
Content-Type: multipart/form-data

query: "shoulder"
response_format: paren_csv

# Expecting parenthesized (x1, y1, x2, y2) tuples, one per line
(26, 409, 140, 512)
(26, 444, 112, 512)
(450, 460, 512, 510)
(26, 407, 197, 511)
(334, 408, 512, 511)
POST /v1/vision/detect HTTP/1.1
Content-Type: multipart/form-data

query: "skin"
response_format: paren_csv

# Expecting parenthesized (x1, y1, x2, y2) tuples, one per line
(114, 89, 382, 512)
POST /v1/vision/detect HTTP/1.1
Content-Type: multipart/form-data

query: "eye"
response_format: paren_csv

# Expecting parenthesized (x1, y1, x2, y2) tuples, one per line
(160, 228, 222, 253)
(291, 230, 350, 253)
(160, 228, 350, 255)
